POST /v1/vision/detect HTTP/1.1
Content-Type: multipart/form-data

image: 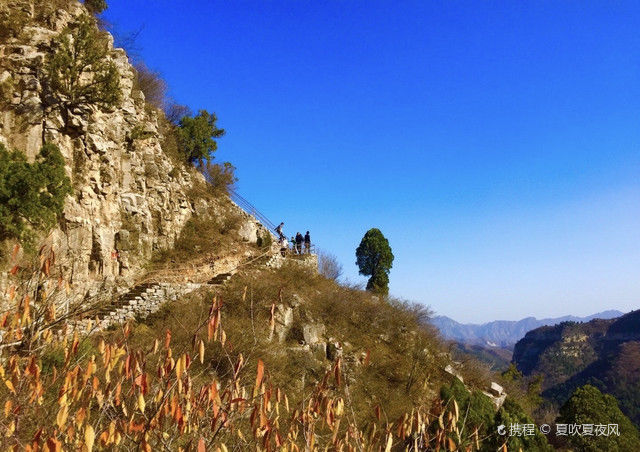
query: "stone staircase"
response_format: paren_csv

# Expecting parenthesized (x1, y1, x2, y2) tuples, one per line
(60, 245, 317, 337)
(207, 272, 233, 285)
(69, 282, 202, 334)
(65, 252, 271, 335)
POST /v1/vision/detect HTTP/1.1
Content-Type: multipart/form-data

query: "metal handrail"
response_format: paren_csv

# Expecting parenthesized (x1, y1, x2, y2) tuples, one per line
(228, 188, 278, 232)
(227, 190, 316, 257)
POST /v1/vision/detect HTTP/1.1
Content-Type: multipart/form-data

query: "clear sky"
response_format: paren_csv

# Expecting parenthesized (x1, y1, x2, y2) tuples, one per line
(104, 1, 640, 323)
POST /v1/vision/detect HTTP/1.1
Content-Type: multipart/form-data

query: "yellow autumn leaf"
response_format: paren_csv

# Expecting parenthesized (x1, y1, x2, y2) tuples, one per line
(5, 420, 15, 436)
(56, 405, 69, 428)
(384, 433, 393, 452)
(199, 340, 205, 364)
(85, 425, 95, 452)
(176, 355, 184, 379)
(138, 393, 146, 413)
(4, 380, 15, 394)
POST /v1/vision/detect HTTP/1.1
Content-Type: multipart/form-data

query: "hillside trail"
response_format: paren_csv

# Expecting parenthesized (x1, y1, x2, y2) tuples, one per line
(62, 189, 301, 335)
(60, 246, 283, 336)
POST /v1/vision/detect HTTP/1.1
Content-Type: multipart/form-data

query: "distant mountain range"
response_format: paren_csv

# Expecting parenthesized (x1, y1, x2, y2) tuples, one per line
(431, 310, 624, 348)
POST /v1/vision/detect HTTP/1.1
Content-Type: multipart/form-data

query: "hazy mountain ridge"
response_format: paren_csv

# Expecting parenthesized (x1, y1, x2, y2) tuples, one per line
(431, 310, 624, 348)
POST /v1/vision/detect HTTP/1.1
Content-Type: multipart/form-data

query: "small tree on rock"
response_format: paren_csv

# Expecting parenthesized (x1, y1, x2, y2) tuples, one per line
(177, 110, 225, 165)
(45, 15, 120, 113)
(355, 228, 393, 295)
(0, 143, 71, 244)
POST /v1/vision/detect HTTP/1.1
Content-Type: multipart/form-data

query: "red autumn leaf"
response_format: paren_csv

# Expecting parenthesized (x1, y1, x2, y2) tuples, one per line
(46, 437, 61, 452)
(165, 330, 171, 349)
(11, 244, 20, 261)
(254, 359, 265, 397)
(134, 373, 148, 394)
(71, 334, 79, 355)
(334, 358, 342, 386)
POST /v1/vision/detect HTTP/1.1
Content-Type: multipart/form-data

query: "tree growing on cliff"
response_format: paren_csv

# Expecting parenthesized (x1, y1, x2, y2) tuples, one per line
(45, 15, 120, 112)
(355, 228, 393, 295)
(0, 143, 71, 244)
(177, 109, 225, 165)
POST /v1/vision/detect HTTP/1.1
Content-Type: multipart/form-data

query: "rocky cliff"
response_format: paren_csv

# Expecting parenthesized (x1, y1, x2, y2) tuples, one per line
(0, 0, 267, 302)
(512, 310, 640, 425)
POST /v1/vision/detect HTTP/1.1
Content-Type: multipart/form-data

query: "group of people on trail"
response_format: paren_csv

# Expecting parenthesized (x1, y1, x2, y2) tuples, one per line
(275, 222, 311, 255)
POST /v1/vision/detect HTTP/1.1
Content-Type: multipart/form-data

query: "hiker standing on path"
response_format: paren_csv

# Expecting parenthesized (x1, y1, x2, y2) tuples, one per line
(304, 231, 311, 254)
(290, 236, 296, 253)
(295, 232, 303, 255)
(275, 222, 285, 241)
(279, 236, 287, 257)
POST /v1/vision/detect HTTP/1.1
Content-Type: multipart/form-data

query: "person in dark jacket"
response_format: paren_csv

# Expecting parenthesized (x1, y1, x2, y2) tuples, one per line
(295, 232, 303, 255)
(275, 222, 285, 241)
(304, 231, 311, 254)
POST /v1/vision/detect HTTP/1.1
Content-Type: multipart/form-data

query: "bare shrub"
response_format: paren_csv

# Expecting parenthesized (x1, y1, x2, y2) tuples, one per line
(164, 100, 192, 124)
(157, 115, 184, 165)
(318, 249, 343, 280)
(111, 26, 143, 61)
(133, 62, 167, 109)
(202, 161, 238, 195)
(83, 0, 107, 15)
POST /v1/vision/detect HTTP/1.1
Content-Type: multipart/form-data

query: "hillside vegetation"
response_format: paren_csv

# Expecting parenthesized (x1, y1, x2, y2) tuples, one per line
(513, 310, 640, 427)
(0, 242, 555, 450)
(0, 0, 592, 450)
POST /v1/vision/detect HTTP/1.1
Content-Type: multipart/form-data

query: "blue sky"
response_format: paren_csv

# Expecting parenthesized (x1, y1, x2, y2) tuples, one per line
(104, 1, 640, 323)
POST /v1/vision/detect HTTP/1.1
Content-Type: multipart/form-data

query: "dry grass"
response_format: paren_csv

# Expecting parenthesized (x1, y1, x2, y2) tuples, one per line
(121, 262, 451, 427)
(150, 218, 236, 271)
(0, 242, 549, 450)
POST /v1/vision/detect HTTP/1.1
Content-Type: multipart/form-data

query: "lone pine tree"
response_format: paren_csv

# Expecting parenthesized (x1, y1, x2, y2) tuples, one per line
(355, 228, 393, 295)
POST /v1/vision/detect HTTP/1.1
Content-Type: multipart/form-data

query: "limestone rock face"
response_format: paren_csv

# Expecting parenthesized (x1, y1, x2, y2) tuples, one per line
(0, 0, 263, 300)
(272, 304, 294, 343)
(302, 323, 326, 345)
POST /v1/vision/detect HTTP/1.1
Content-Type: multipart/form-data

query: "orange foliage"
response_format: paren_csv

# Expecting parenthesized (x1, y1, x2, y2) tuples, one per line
(0, 246, 481, 451)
